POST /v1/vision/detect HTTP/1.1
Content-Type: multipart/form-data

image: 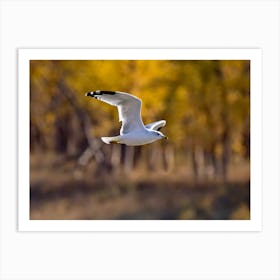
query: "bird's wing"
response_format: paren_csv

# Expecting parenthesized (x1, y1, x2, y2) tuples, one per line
(145, 120, 166, 131)
(86, 90, 145, 134)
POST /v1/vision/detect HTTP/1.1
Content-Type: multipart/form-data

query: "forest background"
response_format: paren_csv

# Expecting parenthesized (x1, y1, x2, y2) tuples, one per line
(30, 60, 250, 220)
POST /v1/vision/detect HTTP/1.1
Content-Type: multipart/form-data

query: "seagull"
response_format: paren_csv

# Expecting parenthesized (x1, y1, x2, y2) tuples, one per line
(85, 90, 168, 146)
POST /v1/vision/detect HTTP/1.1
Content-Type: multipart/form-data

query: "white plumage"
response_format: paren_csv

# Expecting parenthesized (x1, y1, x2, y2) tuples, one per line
(86, 90, 167, 146)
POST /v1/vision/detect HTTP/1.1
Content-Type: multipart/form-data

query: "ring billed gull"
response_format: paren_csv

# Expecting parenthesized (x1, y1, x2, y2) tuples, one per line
(85, 90, 168, 146)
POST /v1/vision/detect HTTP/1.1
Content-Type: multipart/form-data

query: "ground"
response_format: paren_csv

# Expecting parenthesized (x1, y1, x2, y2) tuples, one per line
(30, 154, 250, 220)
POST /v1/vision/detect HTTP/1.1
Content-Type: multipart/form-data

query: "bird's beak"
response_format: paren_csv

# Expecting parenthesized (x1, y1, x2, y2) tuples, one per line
(163, 136, 168, 140)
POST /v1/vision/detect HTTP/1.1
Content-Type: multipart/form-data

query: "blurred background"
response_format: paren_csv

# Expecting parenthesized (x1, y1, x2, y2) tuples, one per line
(30, 60, 250, 220)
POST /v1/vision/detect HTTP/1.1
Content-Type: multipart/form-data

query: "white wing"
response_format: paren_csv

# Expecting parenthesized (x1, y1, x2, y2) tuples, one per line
(145, 120, 166, 131)
(86, 90, 145, 134)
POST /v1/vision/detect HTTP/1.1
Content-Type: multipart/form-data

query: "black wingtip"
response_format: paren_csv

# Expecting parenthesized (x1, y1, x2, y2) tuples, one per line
(85, 90, 117, 97)
(99, 90, 117, 95)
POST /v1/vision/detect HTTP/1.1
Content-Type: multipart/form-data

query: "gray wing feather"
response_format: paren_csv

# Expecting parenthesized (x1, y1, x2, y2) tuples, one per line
(89, 91, 145, 134)
(145, 120, 166, 131)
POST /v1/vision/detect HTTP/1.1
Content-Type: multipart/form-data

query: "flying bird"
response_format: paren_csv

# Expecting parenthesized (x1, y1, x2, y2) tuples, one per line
(85, 90, 168, 146)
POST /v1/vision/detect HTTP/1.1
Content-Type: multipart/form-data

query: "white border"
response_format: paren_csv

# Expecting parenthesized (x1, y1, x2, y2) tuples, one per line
(18, 48, 262, 232)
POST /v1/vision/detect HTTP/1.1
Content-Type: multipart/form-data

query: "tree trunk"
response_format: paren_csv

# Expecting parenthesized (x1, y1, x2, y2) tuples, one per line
(191, 145, 207, 182)
(54, 115, 69, 154)
(191, 146, 198, 181)
(124, 146, 135, 173)
(148, 144, 161, 171)
(221, 130, 231, 182)
(111, 144, 121, 169)
(58, 82, 112, 173)
(163, 145, 175, 171)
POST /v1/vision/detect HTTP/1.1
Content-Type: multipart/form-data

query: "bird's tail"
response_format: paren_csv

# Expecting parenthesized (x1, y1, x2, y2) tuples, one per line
(101, 136, 121, 144)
